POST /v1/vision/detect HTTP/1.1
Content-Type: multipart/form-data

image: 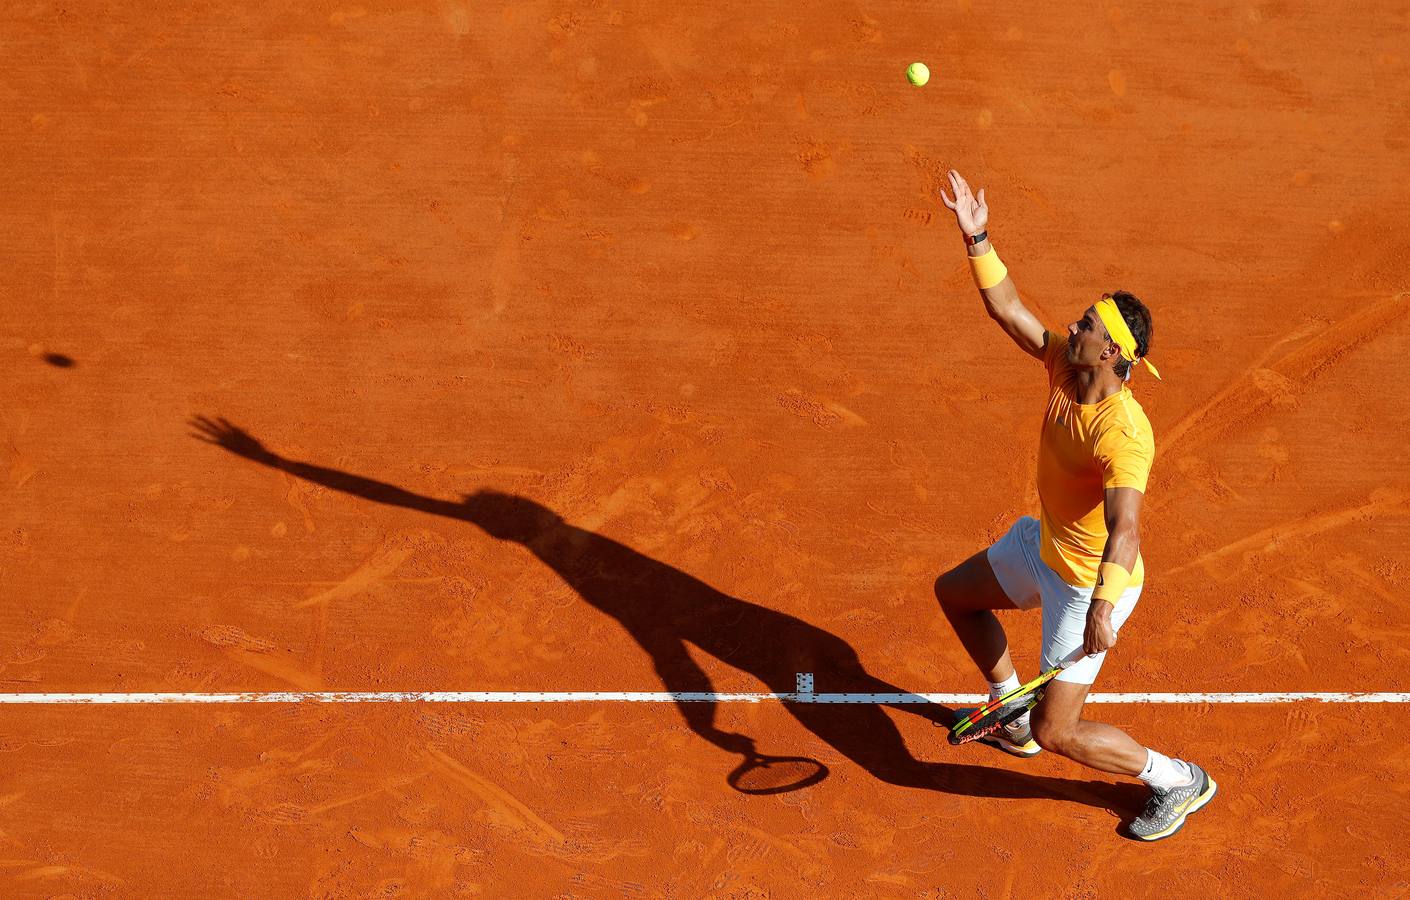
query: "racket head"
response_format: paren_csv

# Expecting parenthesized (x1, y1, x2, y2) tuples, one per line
(726, 754, 829, 795)
(947, 696, 1038, 745)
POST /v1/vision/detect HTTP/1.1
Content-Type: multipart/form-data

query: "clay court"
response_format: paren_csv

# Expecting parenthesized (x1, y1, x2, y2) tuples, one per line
(4, 1, 1410, 896)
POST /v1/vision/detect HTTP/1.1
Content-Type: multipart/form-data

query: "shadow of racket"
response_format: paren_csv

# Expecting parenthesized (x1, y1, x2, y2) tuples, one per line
(726, 750, 829, 795)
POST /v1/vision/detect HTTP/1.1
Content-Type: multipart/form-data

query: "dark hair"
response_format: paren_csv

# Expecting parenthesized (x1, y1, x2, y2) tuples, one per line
(1108, 290, 1153, 379)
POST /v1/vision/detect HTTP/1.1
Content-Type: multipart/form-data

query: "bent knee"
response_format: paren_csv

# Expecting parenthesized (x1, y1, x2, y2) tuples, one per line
(933, 572, 955, 606)
(1031, 716, 1076, 755)
(934, 551, 1008, 614)
(934, 569, 972, 614)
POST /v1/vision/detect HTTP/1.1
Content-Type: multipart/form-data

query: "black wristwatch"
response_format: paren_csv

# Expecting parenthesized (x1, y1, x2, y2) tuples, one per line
(965, 229, 988, 246)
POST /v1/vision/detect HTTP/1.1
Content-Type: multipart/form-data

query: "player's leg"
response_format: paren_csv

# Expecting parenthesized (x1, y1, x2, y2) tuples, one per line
(1027, 579, 1147, 773)
(1029, 680, 1146, 774)
(1031, 681, 1217, 840)
(933, 547, 1024, 684)
(1030, 577, 1217, 839)
(936, 518, 1044, 757)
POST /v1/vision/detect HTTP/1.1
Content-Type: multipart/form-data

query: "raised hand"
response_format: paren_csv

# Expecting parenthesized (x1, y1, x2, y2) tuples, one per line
(938, 168, 989, 238)
(189, 415, 274, 461)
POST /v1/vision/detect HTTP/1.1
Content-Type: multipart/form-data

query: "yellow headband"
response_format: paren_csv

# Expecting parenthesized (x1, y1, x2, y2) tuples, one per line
(1094, 297, 1161, 380)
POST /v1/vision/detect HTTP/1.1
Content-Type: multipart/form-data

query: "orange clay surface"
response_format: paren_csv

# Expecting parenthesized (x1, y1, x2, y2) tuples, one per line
(3, 1, 1410, 896)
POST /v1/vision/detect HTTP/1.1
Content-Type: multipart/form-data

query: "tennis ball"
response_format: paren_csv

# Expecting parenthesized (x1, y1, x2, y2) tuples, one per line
(906, 62, 930, 86)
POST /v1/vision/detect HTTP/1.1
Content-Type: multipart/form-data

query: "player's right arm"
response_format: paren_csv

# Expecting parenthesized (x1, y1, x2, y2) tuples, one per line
(965, 233, 1047, 360)
(939, 169, 1048, 361)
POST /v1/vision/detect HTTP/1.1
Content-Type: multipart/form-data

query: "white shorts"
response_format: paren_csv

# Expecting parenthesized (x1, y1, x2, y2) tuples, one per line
(985, 516, 1141, 686)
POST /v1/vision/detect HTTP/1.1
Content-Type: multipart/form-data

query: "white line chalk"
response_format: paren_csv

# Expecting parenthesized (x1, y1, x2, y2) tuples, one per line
(1, 684, 1407, 705)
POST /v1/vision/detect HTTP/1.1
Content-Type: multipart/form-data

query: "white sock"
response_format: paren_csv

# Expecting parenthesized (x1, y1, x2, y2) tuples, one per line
(1139, 748, 1195, 791)
(988, 673, 1029, 731)
(988, 673, 1021, 702)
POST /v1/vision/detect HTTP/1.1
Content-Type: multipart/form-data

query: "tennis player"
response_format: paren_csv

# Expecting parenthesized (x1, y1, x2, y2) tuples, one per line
(933, 169, 1217, 841)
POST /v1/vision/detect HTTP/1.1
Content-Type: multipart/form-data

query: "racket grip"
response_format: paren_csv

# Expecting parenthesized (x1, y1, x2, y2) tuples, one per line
(1056, 649, 1090, 670)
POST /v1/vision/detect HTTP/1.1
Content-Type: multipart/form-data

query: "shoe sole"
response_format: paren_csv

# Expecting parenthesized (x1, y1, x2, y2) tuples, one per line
(976, 734, 1042, 758)
(1130, 778, 1218, 842)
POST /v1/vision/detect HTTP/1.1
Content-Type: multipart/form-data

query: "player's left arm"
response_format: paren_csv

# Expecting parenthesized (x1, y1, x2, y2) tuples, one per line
(1084, 486, 1143, 656)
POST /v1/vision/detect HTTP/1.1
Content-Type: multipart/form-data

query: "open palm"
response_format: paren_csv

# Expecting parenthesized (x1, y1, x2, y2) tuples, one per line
(938, 168, 988, 236)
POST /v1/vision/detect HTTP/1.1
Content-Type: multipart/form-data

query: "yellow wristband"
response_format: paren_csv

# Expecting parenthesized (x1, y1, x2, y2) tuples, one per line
(1092, 561, 1131, 604)
(968, 248, 1008, 290)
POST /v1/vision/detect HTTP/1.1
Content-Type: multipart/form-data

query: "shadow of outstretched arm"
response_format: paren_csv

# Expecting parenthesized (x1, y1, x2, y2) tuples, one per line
(191, 416, 465, 519)
(190, 415, 755, 757)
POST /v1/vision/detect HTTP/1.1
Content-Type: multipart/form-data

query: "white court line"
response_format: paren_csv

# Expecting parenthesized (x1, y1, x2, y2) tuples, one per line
(2, 693, 1408, 704)
(2, 679, 1407, 705)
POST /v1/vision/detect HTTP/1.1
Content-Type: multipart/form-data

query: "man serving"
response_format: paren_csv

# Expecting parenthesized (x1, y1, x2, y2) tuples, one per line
(933, 169, 1216, 841)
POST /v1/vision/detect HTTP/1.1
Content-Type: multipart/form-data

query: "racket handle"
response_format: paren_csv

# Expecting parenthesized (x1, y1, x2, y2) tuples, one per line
(1055, 649, 1090, 670)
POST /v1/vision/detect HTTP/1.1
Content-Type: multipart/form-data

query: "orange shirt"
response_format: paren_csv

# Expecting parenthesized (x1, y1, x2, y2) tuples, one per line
(1036, 331, 1155, 587)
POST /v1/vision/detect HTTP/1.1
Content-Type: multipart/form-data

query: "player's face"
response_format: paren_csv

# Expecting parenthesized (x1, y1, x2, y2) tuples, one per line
(1066, 306, 1113, 367)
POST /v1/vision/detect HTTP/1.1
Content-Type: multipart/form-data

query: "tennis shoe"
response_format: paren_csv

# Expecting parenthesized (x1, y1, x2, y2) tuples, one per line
(1127, 762, 1217, 841)
(978, 709, 1041, 758)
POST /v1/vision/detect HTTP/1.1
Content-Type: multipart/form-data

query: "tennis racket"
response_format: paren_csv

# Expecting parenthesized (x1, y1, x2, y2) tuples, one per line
(947, 651, 1086, 746)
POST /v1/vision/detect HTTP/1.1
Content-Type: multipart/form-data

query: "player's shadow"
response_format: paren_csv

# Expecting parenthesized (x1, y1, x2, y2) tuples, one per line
(190, 416, 1146, 817)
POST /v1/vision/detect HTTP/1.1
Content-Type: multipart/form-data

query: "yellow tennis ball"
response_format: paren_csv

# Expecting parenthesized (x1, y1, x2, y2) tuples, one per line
(906, 62, 930, 86)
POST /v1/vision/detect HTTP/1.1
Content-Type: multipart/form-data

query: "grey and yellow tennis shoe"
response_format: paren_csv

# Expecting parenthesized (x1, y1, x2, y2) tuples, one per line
(1128, 762, 1217, 841)
(979, 715, 1041, 758)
